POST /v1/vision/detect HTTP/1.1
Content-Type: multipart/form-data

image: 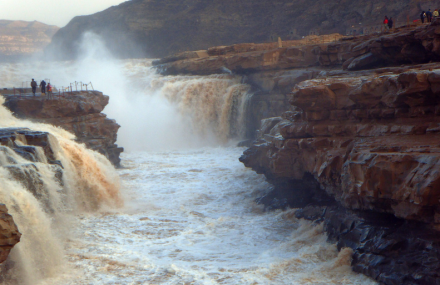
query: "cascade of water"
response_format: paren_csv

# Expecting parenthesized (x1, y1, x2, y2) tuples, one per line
(0, 58, 254, 150)
(0, 97, 121, 284)
(148, 73, 252, 143)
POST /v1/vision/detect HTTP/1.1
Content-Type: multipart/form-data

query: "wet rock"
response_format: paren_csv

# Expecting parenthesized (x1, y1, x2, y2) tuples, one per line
(241, 67, 440, 284)
(241, 70, 440, 224)
(237, 139, 253, 147)
(347, 52, 380, 71)
(0, 204, 20, 264)
(324, 207, 440, 285)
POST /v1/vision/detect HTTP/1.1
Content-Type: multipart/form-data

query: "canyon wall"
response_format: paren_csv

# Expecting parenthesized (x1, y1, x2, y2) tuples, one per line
(154, 21, 440, 284)
(47, 0, 440, 59)
(0, 20, 59, 61)
(239, 67, 440, 285)
(1, 91, 123, 167)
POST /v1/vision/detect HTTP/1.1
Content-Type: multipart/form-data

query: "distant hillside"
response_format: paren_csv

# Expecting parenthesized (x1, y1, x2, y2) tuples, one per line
(47, 0, 440, 59)
(0, 20, 59, 61)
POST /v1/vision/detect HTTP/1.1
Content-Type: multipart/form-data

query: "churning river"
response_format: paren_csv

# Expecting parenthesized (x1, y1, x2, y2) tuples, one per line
(0, 36, 377, 284)
(38, 148, 375, 285)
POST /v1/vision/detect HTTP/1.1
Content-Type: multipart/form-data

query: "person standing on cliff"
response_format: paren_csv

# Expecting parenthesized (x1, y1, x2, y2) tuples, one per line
(383, 16, 389, 30)
(47, 82, 53, 99)
(40, 80, 46, 95)
(388, 17, 394, 29)
(427, 9, 433, 23)
(30, 79, 37, 96)
(434, 9, 439, 18)
(421, 11, 426, 23)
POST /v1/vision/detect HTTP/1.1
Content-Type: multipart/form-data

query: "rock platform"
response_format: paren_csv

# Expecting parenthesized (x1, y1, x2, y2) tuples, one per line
(2, 91, 123, 167)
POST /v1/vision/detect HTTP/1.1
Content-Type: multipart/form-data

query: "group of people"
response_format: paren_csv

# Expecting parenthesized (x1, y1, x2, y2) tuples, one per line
(420, 9, 439, 23)
(30, 79, 53, 98)
(384, 9, 440, 31)
(383, 16, 394, 29)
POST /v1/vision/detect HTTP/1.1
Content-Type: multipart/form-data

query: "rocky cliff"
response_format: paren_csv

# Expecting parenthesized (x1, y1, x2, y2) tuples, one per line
(0, 20, 59, 61)
(239, 66, 440, 284)
(155, 19, 440, 76)
(153, 21, 440, 284)
(1, 91, 123, 167)
(46, 0, 440, 59)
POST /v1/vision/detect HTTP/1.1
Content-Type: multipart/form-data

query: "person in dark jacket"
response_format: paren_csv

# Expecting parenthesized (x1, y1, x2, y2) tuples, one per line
(421, 11, 426, 23)
(30, 79, 37, 96)
(40, 80, 46, 95)
(388, 17, 394, 29)
(427, 9, 433, 22)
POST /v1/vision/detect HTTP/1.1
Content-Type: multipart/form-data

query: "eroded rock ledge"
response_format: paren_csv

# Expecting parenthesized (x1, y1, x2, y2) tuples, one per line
(240, 69, 440, 284)
(2, 91, 123, 167)
(154, 18, 440, 76)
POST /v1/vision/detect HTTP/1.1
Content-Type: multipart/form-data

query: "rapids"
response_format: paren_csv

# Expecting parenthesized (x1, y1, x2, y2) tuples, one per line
(38, 148, 376, 285)
(0, 34, 377, 283)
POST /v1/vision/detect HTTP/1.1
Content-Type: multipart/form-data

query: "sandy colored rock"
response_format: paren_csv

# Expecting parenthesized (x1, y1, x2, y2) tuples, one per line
(0, 204, 20, 264)
(241, 69, 440, 224)
(0, 20, 58, 61)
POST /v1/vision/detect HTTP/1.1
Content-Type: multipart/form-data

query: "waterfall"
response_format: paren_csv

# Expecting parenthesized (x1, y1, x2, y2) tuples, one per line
(0, 97, 121, 284)
(0, 58, 253, 283)
(0, 59, 253, 150)
(148, 73, 252, 143)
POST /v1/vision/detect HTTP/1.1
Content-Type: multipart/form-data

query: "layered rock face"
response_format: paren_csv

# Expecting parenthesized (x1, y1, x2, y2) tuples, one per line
(0, 20, 59, 61)
(239, 68, 440, 284)
(155, 18, 440, 76)
(0, 204, 20, 264)
(241, 69, 440, 223)
(2, 91, 123, 166)
(47, 0, 440, 59)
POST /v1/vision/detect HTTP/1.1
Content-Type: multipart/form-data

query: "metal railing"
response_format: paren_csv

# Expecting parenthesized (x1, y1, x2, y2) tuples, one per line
(0, 81, 95, 100)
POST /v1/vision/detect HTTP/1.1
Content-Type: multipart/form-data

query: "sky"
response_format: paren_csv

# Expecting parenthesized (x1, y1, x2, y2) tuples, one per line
(0, 0, 127, 27)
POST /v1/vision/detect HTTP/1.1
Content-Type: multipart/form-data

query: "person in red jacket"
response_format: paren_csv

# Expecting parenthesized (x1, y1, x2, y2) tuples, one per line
(383, 16, 389, 30)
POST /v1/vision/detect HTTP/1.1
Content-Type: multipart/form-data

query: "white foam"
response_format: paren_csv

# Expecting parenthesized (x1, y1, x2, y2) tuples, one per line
(38, 147, 377, 285)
